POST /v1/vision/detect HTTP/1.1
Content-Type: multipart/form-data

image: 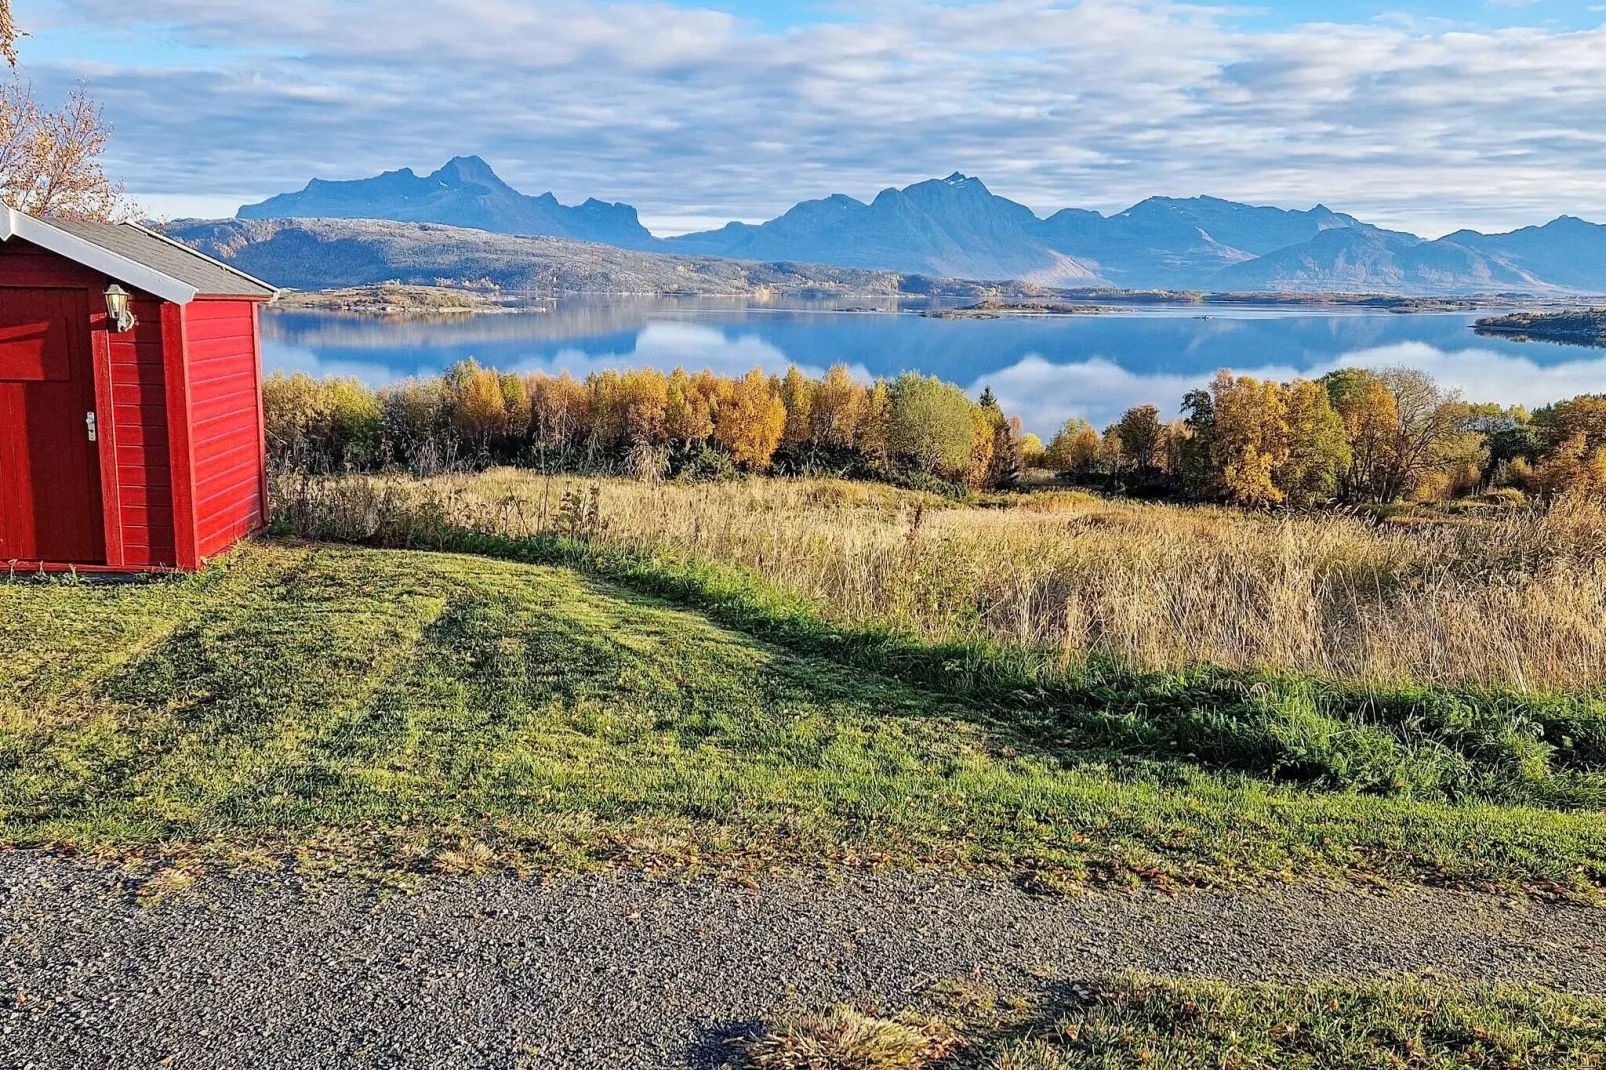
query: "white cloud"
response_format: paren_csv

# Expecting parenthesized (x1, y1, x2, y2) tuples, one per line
(32, 0, 1606, 235)
(260, 314, 865, 386)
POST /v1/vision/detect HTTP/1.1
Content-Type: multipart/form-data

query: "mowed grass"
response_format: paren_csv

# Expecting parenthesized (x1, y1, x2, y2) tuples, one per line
(754, 975, 1606, 1070)
(3, 541, 1606, 894)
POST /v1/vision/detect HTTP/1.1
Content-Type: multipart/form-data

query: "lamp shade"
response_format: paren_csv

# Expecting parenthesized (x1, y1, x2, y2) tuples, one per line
(103, 284, 137, 333)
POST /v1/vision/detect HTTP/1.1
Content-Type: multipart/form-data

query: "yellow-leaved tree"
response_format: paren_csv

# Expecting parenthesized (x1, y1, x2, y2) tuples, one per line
(452, 365, 508, 454)
(1043, 418, 1100, 473)
(811, 364, 865, 449)
(714, 368, 787, 470)
(1210, 371, 1289, 506)
(1277, 378, 1349, 505)
(665, 368, 714, 445)
(778, 365, 815, 449)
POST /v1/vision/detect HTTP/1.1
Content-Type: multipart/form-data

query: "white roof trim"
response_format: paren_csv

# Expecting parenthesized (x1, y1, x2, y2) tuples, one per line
(125, 221, 279, 300)
(0, 206, 199, 305)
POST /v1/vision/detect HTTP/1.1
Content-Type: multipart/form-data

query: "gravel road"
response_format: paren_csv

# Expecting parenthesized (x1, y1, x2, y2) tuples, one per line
(2, 853, 1603, 1069)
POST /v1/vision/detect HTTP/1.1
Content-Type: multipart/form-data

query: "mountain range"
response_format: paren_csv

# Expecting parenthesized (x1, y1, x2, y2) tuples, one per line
(166, 217, 952, 298)
(239, 156, 656, 250)
(232, 157, 1606, 294)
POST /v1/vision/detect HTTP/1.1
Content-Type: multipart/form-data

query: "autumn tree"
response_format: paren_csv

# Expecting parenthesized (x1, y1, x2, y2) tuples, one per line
(0, 5, 128, 220)
(967, 411, 997, 489)
(453, 365, 509, 455)
(1043, 417, 1100, 474)
(1325, 369, 1398, 501)
(1533, 432, 1606, 501)
(1322, 367, 1469, 502)
(499, 373, 531, 439)
(262, 372, 381, 472)
(1097, 424, 1123, 474)
(856, 379, 894, 469)
(777, 365, 815, 449)
(381, 379, 452, 473)
(527, 371, 589, 450)
(974, 387, 1024, 489)
(1380, 368, 1467, 500)
(812, 364, 865, 449)
(621, 368, 670, 448)
(585, 370, 628, 451)
(0, 2, 17, 68)
(1210, 371, 1288, 506)
(1276, 378, 1349, 505)
(665, 368, 714, 445)
(1535, 396, 1606, 453)
(714, 367, 787, 470)
(887, 373, 977, 478)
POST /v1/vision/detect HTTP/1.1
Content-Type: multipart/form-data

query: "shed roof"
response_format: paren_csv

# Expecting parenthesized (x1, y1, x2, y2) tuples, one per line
(0, 207, 277, 304)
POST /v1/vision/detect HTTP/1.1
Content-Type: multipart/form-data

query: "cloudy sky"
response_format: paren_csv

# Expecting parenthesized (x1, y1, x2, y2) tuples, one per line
(17, 0, 1606, 236)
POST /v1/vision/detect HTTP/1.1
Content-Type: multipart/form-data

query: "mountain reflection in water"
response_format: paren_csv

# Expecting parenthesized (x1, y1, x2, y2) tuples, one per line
(262, 297, 1606, 433)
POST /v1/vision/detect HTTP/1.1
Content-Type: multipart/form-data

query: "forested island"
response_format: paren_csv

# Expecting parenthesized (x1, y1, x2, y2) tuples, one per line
(1475, 309, 1606, 346)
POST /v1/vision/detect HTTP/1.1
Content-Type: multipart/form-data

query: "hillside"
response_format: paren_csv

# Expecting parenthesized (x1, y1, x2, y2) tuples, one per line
(1212, 227, 1539, 293)
(164, 217, 921, 297)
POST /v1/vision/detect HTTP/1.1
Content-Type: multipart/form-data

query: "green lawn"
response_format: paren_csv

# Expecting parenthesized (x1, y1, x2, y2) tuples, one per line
(2, 541, 1606, 894)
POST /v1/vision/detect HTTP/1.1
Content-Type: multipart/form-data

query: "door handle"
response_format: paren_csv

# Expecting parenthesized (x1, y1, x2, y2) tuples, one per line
(86, 411, 98, 443)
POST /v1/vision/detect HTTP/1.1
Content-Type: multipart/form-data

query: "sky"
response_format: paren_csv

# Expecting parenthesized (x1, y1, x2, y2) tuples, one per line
(15, 0, 1606, 236)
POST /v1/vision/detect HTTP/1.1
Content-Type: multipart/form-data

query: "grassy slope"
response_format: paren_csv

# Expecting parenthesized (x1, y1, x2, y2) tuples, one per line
(3, 542, 1606, 893)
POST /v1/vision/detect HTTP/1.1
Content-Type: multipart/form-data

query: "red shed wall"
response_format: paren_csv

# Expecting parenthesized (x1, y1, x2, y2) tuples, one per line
(181, 299, 266, 560)
(0, 241, 179, 569)
(108, 295, 177, 567)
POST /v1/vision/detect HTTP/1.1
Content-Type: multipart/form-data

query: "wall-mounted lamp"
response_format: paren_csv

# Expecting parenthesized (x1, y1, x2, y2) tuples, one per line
(103, 284, 137, 334)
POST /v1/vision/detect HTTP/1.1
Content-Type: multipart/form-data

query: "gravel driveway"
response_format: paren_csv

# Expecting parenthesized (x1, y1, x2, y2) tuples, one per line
(3, 853, 1603, 1069)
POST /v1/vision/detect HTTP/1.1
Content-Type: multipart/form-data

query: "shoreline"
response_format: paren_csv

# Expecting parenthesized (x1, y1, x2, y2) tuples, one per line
(270, 288, 1601, 318)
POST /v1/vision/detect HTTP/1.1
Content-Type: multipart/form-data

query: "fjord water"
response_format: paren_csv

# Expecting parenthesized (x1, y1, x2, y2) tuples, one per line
(260, 298, 1606, 434)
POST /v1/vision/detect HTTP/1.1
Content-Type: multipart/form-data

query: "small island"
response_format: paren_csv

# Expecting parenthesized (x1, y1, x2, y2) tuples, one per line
(275, 282, 508, 315)
(1473, 309, 1606, 347)
(924, 300, 1120, 319)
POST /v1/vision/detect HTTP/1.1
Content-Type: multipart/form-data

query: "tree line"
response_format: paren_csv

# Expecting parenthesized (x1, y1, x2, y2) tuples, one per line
(264, 361, 1606, 506)
(264, 362, 1027, 493)
(1040, 367, 1606, 505)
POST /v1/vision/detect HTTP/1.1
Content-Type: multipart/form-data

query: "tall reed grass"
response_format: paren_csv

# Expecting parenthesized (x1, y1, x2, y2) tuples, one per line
(273, 469, 1606, 693)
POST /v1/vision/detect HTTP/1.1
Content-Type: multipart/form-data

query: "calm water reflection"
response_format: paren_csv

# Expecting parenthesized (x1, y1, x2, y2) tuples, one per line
(261, 298, 1606, 434)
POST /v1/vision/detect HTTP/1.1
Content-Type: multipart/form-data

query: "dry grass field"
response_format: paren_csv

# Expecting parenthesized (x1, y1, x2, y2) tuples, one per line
(276, 469, 1606, 692)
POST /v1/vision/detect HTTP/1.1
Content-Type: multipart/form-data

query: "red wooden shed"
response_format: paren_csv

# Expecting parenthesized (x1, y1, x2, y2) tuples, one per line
(0, 208, 278, 572)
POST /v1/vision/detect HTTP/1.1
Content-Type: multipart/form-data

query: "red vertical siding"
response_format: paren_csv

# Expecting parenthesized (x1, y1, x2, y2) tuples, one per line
(108, 295, 176, 567)
(182, 299, 266, 559)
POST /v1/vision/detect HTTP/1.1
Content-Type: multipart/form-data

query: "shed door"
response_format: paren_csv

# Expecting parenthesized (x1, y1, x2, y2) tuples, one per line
(0, 288, 105, 564)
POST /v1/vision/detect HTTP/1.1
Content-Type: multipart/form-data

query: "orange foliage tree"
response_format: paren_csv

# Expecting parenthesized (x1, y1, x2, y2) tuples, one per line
(714, 368, 787, 470)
